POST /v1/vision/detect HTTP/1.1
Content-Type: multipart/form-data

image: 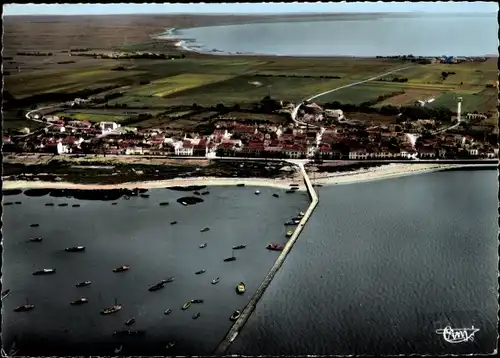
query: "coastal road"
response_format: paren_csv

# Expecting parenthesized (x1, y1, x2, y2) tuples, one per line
(291, 64, 416, 126)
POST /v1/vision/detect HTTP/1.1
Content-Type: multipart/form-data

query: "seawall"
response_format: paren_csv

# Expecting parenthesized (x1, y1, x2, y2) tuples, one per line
(213, 163, 319, 355)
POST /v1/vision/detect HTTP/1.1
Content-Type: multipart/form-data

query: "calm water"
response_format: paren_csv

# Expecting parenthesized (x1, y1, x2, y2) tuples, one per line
(228, 169, 498, 355)
(171, 14, 497, 57)
(2, 185, 310, 355)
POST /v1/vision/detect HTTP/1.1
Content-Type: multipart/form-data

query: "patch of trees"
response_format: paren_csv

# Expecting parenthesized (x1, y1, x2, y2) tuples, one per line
(254, 73, 342, 79)
(358, 90, 406, 107)
(111, 66, 127, 71)
(70, 48, 92, 52)
(57, 60, 76, 64)
(139, 80, 151, 85)
(441, 71, 456, 80)
(16, 52, 53, 56)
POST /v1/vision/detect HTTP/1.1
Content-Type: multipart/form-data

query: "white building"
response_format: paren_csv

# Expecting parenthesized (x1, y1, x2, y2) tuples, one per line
(325, 109, 344, 120)
(174, 141, 194, 156)
(99, 122, 120, 133)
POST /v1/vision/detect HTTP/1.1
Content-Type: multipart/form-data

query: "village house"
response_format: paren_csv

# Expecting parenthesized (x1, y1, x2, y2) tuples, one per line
(324, 109, 344, 121)
(99, 121, 120, 134)
(349, 148, 369, 160)
(282, 144, 306, 159)
(418, 146, 436, 158)
(174, 140, 194, 156)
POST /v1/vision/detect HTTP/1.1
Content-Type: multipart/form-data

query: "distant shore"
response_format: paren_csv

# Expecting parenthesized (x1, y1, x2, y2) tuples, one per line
(3, 163, 492, 191)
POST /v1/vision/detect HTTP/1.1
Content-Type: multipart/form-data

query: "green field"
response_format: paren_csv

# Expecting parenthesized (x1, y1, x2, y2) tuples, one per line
(54, 112, 128, 122)
(4, 55, 498, 116)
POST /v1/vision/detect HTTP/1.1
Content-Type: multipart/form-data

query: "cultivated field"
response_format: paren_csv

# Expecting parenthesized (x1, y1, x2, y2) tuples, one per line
(54, 112, 129, 122)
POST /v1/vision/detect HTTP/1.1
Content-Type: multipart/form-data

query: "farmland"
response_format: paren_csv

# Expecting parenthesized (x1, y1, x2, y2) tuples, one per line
(54, 112, 129, 122)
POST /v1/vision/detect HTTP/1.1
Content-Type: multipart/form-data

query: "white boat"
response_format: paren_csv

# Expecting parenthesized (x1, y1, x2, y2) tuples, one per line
(255, 190, 261, 195)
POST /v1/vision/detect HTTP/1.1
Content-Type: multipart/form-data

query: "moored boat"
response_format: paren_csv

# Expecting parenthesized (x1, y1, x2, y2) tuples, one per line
(232, 244, 246, 250)
(255, 190, 260, 195)
(2, 289, 11, 300)
(58, 203, 69, 207)
(113, 265, 130, 273)
(29, 237, 43, 242)
(272, 193, 279, 198)
(160, 202, 170, 206)
(195, 269, 206, 275)
(15, 201, 22, 205)
(164, 276, 175, 283)
(199, 243, 207, 248)
(164, 308, 172, 315)
(170, 221, 177, 225)
(223, 256, 236, 262)
(45, 203, 54, 206)
(30, 223, 39, 227)
(33, 268, 56, 275)
(290, 184, 299, 187)
(286, 230, 294, 238)
(191, 299, 204, 304)
(236, 282, 246, 294)
(200, 227, 210, 232)
(101, 298, 122, 315)
(125, 317, 135, 326)
(72, 204, 81, 207)
(211, 277, 220, 284)
(230, 310, 241, 321)
(201, 191, 209, 195)
(193, 191, 201, 195)
(181, 301, 192, 310)
(76, 280, 91, 287)
(65, 245, 85, 252)
(192, 312, 201, 319)
(299, 211, 305, 216)
(180, 201, 188, 206)
(148, 282, 166, 292)
(70, 297, 89, 305)
(165, 341, 176, 349)
(266, 243, 285, 251)
(285, 190, 295, 194)
(284, 220, 296, 226)
(236, 183, 245, 187)
(140, 194, 150, 198)
(114, 345, 123, 354)
(14, 303, 35, 312)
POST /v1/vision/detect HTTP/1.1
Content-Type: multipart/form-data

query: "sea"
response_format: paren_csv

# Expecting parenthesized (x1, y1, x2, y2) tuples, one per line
(165, 13, 498, 57)
(2, 168, 498, 355)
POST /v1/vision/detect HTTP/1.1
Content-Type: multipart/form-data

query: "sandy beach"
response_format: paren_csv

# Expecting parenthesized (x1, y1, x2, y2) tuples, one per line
(2, 163, 488, 192)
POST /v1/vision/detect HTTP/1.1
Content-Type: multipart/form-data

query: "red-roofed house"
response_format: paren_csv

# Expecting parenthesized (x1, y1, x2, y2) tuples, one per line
(282, 144, 306, 159)
(175, 141, 194, 156)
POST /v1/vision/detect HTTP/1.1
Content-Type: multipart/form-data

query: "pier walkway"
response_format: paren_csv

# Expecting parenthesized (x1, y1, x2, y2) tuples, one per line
(213, 162, 319, 355)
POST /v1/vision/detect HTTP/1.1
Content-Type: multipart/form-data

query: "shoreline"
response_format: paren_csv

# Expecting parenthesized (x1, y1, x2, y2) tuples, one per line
(3, 163, 495, 191)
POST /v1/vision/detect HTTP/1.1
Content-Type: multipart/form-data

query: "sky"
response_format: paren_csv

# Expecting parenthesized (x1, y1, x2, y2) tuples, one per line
(3, 2, 498, 16)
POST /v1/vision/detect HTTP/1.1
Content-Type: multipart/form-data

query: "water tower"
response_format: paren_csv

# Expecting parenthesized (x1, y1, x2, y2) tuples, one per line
(457, 97, 463, 122)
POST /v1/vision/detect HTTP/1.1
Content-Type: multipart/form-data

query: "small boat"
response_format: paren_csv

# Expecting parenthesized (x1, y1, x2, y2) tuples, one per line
(191, 299, 204, 304)
(180, 201, 188, 206)
(159, 202, 170, 206)
(101, 298, 122, 315)
(224, 249, 236, 262)
(314, 184, 323, 187)
(165, 341, 176, 349)
(76, 280, 91, 287)
(290, 184, 299, 187)
(1, 289, 11, 300)
(236, 183, 245, 187)
(33, 268, 56, 275)
(148, 282, 165, 292)
(114, 345, 123, 354)
(195, 269, 206, 275)
(112, 202, 118, 205)
(30, 223, 39, 227)
(200, 227, 210, 232)
(164, 276, 175, 283)
(230, 310, 241, 321)
(201, 191, 210, 195)
(182, 301, 192, 310)
(65, 245, 85, 252)
(212, 277, 220, 285)
(236, 282, 246, 294)
(72, 204, 81, 207)
(4, 202, 13, 206)
(193, 191, 201, 195)
(14, 303, 35, 312)
(199, 242, 207, 248)
(232, 244, 246, 250)
(192, 312, 201, 319)
(58, 203, 69, 207)
(170, 221, 177, 225)
(299, 211, 305, 216)
(164, 308, 172, 315)
(266, 243, 285, 251)
(272, 193, 279, 198)
(140, 194, 150, 198)
(113, 265, 130, 273)
(285, 190, 295, 194)
(284, 220, 296, 226)
(125, 317, 135, 326)
(70, 297, 89, 305)
(255, 190, 261, 195)
(290, 187, 299, 191)
(15, 201, 22, 205)
(29, 237, 43, 242)
(45, 203, 54, 206)
(286, 230, 294, 238)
